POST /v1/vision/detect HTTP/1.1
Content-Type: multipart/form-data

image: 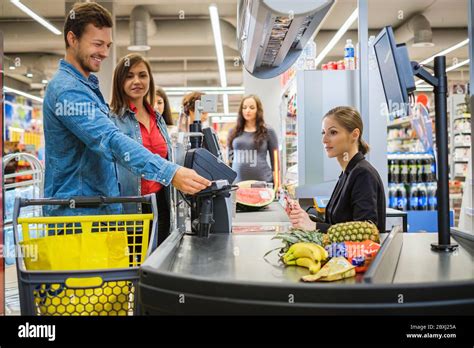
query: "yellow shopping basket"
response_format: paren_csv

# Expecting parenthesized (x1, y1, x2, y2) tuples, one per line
(13, 195, 158, 316)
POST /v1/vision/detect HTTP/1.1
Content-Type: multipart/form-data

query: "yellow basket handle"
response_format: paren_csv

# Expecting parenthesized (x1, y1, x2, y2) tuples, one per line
(65, 276, 104, 289)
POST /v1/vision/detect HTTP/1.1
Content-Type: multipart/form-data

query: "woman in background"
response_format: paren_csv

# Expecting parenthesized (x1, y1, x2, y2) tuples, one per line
(227, 94, 279, 184)
(178, 91, 209, 132)
(154, 86, 174, 126)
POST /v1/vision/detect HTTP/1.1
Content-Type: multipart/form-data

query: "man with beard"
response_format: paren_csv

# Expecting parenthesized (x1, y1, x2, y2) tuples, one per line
(43, 2, 210, 216)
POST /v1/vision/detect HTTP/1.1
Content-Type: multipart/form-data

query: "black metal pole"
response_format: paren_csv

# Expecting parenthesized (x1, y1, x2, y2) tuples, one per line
(431, 56, 458, 251)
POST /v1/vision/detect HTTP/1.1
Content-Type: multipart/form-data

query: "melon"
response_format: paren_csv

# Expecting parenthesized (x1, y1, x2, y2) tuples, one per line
(236, 180, 275, 212)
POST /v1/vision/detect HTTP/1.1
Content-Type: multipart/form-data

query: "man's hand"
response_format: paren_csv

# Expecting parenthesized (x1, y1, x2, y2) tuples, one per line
(171, 167, 211, 195)
(286, 199, 316, 231)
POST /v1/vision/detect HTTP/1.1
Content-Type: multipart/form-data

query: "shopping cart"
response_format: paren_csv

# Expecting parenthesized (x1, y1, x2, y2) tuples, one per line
(13, 195, 158, 316)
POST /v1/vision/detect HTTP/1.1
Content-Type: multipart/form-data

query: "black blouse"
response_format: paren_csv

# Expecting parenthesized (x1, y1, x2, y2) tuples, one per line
(316, 152, 386, 234)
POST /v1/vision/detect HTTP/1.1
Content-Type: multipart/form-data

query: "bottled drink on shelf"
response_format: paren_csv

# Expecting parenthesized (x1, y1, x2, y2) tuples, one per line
(416, 155, 424, 183)
(422, 155, 431, 182)
(388, 155, 400, 183)
(427, 182, 437, 211)
(400, 157, 408, 183)
(408, 183, 419, 211)
(408, 154, 417, 183)
(395, 183, 407, 211)
(344, 39, 355, 70)
(417, 183, 428, 211)
(388, 183, 397, 209)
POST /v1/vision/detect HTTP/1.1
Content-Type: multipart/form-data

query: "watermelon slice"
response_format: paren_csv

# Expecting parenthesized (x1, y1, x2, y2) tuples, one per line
(236, 180, 275, 212)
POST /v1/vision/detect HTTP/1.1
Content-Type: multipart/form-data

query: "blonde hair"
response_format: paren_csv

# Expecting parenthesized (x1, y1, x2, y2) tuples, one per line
(323, 106, 370, 155)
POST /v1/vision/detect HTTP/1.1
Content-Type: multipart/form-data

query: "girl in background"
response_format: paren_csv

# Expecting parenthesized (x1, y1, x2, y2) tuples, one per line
(154, 86, 174, 126)
(178, 91, 209, 132)
(227, 94, 279, 184)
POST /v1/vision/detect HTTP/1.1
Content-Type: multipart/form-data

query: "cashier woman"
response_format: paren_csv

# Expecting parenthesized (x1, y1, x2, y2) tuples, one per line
(287, 106, 386, 234)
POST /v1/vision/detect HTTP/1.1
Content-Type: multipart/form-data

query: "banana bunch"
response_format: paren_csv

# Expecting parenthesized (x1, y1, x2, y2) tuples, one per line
(282, 242, 329, 274)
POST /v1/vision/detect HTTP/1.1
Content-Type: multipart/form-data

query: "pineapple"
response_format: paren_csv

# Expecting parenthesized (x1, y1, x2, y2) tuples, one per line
(264, 221, 379, 261)
(327, 221, 380, 244)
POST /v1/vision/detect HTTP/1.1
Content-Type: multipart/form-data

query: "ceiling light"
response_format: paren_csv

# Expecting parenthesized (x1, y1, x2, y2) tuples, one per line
(163, 86, 244, 96)
(4, 86, 44, 103)
(315, 8, 359, 67)
(446, 59, 470, 72)
(415, 59, 469, 86)
(9, 65, 16, 70)
(209, 4, 227, 88)
(419, 39, 469, 66)
(42, 79, 49, 84)
(10, 0, 61, 35)
(223, 94, 229, 115)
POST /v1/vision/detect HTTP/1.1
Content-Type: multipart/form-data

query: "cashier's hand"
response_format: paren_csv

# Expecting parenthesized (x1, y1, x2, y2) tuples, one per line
(287, 200, 317, 231)
(172, 167, 211, 195)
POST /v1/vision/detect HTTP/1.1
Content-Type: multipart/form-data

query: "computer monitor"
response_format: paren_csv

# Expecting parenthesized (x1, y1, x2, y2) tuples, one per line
(373, 26, 416, 118)
(202, 127, 223, 160)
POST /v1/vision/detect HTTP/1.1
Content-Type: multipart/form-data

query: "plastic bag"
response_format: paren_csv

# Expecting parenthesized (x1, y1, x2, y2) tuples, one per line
(325, 240, 381, 273)
(20, 232, 131, 315)
(20, 231, 129, 271)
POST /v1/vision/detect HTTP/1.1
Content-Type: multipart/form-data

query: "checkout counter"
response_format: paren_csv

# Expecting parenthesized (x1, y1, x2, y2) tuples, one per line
(139, 25, 474, 315)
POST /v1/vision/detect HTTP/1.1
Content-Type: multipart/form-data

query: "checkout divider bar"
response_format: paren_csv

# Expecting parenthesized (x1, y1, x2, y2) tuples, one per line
(363, 225, 404, 284)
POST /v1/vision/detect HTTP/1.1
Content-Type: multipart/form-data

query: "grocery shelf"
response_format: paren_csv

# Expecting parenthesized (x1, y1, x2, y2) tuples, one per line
(387, 117, 411, 128)
(454, 176, 466, 181)
(387, 137, 417, 141)
(453, 115, 471, 122)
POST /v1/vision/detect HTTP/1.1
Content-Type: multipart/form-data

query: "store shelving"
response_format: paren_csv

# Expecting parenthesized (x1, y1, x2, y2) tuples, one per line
(280, 76, 298, 193)
(387, 117, 411, 128)
(448, 94, 471, 225)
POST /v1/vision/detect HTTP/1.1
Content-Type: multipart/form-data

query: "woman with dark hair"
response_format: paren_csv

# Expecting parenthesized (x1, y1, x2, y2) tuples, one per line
(287, 106, 386, 234)
(227, 94, 279, 184)
(154, 86, 174, 126)
(109, 53, 174, 246)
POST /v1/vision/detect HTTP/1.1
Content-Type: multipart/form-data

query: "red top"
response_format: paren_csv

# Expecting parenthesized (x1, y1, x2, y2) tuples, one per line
(129, 102, 168, 195)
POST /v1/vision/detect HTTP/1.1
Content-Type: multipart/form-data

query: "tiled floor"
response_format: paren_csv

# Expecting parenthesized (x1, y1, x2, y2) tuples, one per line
(5, 264, 21, 315)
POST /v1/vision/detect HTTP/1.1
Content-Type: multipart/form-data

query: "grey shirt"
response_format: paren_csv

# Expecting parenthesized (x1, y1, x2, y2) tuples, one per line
(228, 127, 279, 183)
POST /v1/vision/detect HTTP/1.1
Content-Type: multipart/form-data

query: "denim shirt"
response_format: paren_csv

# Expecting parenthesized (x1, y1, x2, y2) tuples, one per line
(110, 108, 174, 214)
(43, 59, 180, 216)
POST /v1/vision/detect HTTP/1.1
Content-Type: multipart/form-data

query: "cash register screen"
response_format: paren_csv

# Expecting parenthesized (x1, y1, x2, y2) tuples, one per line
(202, 127, 223, 160)
(373, 26, 410, 118)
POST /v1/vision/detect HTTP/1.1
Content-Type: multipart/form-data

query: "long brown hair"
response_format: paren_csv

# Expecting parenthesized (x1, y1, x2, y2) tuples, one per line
(182, 91, 204, 116)
(155, 86, 173, 125)
(323, 106, 370, 155)
(228, 95, 268, 149)
(110, 53, 155, 116)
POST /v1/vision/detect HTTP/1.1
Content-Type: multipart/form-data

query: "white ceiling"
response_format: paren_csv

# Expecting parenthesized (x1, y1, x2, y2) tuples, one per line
(1, 0, 471, 102)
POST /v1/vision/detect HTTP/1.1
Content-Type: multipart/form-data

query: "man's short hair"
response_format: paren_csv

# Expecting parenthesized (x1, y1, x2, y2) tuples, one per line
(64, 2, 113, 48)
